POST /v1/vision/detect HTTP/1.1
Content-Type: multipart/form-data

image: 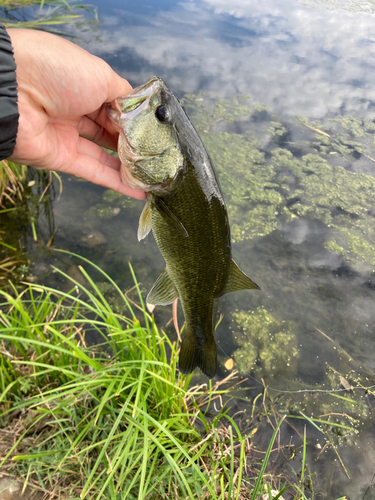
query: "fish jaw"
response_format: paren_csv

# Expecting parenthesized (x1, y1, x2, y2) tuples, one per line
(105, 76, 166, 138)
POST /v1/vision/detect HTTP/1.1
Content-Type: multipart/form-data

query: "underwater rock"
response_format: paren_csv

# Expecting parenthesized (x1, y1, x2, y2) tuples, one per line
(67, 265, 86, 286)
(80, 230, 107, 248)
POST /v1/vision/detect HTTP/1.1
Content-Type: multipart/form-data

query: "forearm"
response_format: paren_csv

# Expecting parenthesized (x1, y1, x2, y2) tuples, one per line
(0, 24, 18, 161)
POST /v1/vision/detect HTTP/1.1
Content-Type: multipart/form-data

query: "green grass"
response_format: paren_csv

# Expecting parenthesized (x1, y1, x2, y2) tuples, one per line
(1, 0, 98, 33)
(0, 253, 348, 499)
(0, 254, 251, 499)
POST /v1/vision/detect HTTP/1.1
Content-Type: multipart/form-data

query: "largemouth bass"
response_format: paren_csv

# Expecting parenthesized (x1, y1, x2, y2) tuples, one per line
(106, 76, 259, 378)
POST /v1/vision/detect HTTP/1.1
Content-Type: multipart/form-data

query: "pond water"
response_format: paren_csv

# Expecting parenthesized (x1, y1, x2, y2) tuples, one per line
(3, 0, 375, 498)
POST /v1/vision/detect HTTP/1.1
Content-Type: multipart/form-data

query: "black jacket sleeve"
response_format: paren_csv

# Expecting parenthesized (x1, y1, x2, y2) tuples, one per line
(0, 24, 19, 161)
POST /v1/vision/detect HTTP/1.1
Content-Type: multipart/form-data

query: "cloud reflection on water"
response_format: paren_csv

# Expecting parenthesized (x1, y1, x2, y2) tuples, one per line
(79, 0, 375, 120)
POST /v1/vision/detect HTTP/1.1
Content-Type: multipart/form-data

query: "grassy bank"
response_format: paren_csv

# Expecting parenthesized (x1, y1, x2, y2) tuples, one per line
(0, 253, 348, 500)
(0, 254, 277, 499)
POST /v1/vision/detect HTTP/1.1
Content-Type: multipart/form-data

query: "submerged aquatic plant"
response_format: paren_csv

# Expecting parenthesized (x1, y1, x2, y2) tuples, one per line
(84, 188, 137, 220)
(232, 307, 299, 379)
(203, 131, 283, 242)
(184, 95, 375, 268)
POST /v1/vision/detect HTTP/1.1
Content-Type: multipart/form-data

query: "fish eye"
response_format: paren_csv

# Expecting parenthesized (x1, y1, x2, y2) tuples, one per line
(155, 105, 170, 123)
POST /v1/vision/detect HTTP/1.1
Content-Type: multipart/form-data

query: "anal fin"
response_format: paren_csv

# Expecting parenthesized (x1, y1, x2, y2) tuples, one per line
(146, 267, 179, 306)
(224, 259, 260, 294)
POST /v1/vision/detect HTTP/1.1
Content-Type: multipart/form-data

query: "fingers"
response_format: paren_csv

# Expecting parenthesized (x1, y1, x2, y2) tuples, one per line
(78, 115, 118, 151)
(64, 137, 146, 199)
(85, 63, 133, 135)
(77, 137, 120, 170)
(86, 105, 119, 137)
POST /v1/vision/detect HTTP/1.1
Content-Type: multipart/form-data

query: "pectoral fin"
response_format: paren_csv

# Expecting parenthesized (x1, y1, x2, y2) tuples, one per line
(154, 197, 189, 237)
(224, 259, 260, 294)
(138, 203, 152, 241)
(146, 267, 179, 306)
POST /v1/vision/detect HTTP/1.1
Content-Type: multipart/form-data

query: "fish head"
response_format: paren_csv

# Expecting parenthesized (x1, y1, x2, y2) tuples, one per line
(106, 76, 184, 191)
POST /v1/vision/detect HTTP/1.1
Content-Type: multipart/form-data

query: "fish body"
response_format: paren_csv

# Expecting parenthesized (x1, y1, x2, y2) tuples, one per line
(106, 76, 259, 378)
(148, 156, 231, 378)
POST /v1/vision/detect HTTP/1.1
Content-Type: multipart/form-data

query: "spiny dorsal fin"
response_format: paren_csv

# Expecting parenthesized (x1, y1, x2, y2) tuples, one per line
(154, 197, 189, 237)
(146, 267, 179, 306)
(224, 259, 260, 294)
(138, 202, 152, 241)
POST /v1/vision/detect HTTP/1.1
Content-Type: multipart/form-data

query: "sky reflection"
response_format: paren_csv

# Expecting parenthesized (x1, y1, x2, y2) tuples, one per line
(77, 0, 375, 121)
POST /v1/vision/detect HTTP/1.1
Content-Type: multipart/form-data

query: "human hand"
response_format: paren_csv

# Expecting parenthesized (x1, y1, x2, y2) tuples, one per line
(7, 29, 145, 200)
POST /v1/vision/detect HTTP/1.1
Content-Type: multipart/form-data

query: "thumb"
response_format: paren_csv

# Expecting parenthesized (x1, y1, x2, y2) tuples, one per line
(104, 62, 133, 103)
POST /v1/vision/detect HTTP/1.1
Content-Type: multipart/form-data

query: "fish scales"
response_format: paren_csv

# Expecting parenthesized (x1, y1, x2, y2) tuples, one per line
(149, 160, 231, 370)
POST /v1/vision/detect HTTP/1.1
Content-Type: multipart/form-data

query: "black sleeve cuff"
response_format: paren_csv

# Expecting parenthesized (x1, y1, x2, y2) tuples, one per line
(0, 24, 19, 161)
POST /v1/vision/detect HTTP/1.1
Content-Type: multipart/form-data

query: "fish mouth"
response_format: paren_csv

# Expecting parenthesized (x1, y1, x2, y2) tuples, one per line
(105, 76, 165, 127)
(105, 76, 166, 159)
(104, 102, 154, 191)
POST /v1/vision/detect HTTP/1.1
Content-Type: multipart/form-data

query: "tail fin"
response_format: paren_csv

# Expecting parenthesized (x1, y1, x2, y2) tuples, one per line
(178, 330, 217, 379)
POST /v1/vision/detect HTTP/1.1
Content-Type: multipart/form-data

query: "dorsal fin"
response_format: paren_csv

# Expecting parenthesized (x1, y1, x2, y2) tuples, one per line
(224, 259, 260, 294)
(146, 267, 179, 306)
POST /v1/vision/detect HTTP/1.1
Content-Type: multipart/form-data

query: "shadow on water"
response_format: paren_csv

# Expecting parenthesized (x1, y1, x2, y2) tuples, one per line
(0, 165, 57, 290)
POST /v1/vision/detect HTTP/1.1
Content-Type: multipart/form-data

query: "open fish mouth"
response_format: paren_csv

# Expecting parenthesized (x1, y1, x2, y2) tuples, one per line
(105, 76, 164, 126)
